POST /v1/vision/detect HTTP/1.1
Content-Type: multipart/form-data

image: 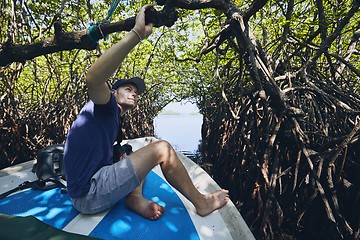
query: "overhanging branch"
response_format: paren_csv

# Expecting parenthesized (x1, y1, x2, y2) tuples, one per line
(0, 7, 178, 67)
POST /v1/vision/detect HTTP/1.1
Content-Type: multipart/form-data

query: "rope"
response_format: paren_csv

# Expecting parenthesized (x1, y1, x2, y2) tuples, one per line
(106, 0, 121, 21)
(87, 0, 121, 44)
(87, 23, 104, 44)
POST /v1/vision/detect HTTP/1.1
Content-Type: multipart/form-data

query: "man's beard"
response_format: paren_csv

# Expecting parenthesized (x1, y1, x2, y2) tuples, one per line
(121, 102, 136, 111)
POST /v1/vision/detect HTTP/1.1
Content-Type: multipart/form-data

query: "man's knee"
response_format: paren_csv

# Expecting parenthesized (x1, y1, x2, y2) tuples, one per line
(152, 140, 173, 159)
(154, 140, 172, 148)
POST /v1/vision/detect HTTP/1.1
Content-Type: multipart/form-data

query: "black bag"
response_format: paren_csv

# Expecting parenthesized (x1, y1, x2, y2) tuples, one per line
(0, 144, 66, 200)
(32, 144, 65, 181)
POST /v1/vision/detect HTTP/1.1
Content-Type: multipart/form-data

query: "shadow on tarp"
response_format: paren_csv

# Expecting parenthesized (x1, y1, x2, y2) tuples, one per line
(89, 171, 200, 240)
(0, 171, 199, 240)
(0, 187, 77, 229)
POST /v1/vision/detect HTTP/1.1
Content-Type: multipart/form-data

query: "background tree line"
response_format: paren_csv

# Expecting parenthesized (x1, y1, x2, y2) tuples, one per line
(0, 0, 359, 239)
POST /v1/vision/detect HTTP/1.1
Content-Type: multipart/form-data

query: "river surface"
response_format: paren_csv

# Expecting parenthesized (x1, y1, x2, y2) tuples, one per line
(154, 114, 203, 156)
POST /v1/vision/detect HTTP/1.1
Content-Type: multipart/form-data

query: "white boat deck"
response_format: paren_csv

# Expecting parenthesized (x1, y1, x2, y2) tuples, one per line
(0, 137, 255, 240)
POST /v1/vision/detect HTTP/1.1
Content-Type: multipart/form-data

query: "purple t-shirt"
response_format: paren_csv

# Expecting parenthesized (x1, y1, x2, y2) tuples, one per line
(63, 94, 121, 198)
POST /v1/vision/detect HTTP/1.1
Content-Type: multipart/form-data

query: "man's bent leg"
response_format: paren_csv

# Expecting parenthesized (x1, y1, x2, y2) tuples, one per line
(128, 140, 229, 218)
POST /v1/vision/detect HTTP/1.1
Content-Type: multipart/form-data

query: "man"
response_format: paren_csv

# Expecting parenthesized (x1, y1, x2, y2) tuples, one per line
(63, 4, 229, 220)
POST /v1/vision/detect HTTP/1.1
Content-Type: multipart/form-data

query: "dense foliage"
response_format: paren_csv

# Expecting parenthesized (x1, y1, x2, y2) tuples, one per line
(1, 0, 359, 239)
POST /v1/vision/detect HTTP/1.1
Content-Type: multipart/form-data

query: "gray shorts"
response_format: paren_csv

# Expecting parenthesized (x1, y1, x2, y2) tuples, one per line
(71, 156, 140, 214)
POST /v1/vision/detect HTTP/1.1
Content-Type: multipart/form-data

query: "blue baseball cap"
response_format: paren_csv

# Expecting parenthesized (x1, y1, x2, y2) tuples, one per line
(111, 77, 146, 94)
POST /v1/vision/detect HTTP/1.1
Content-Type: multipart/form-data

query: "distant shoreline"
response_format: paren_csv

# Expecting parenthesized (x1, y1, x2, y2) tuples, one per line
(159, 110, 201, 115)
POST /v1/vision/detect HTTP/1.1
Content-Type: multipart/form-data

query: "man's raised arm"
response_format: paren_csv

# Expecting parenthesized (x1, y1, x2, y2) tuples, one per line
(86, 4, 154, 105)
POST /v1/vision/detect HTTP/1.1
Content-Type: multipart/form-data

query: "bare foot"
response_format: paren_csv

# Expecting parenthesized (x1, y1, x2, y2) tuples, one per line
(195, 189, 229, 217)
(125, 193, 165, 220)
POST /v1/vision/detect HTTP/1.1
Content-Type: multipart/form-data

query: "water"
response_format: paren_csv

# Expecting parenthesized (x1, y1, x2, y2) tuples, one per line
(154, 114, 203, 158)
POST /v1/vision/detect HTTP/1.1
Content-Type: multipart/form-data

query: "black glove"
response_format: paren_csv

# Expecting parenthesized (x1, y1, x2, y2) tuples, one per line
(113, 143, 133, 163)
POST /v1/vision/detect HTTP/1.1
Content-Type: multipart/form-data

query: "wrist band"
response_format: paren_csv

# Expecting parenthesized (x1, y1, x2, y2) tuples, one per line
(131, 29, 143, 42)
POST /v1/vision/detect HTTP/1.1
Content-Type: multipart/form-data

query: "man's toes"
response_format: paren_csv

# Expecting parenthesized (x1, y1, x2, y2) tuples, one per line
(150, 210, 162, 220)
(159, 205, 165, 214)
